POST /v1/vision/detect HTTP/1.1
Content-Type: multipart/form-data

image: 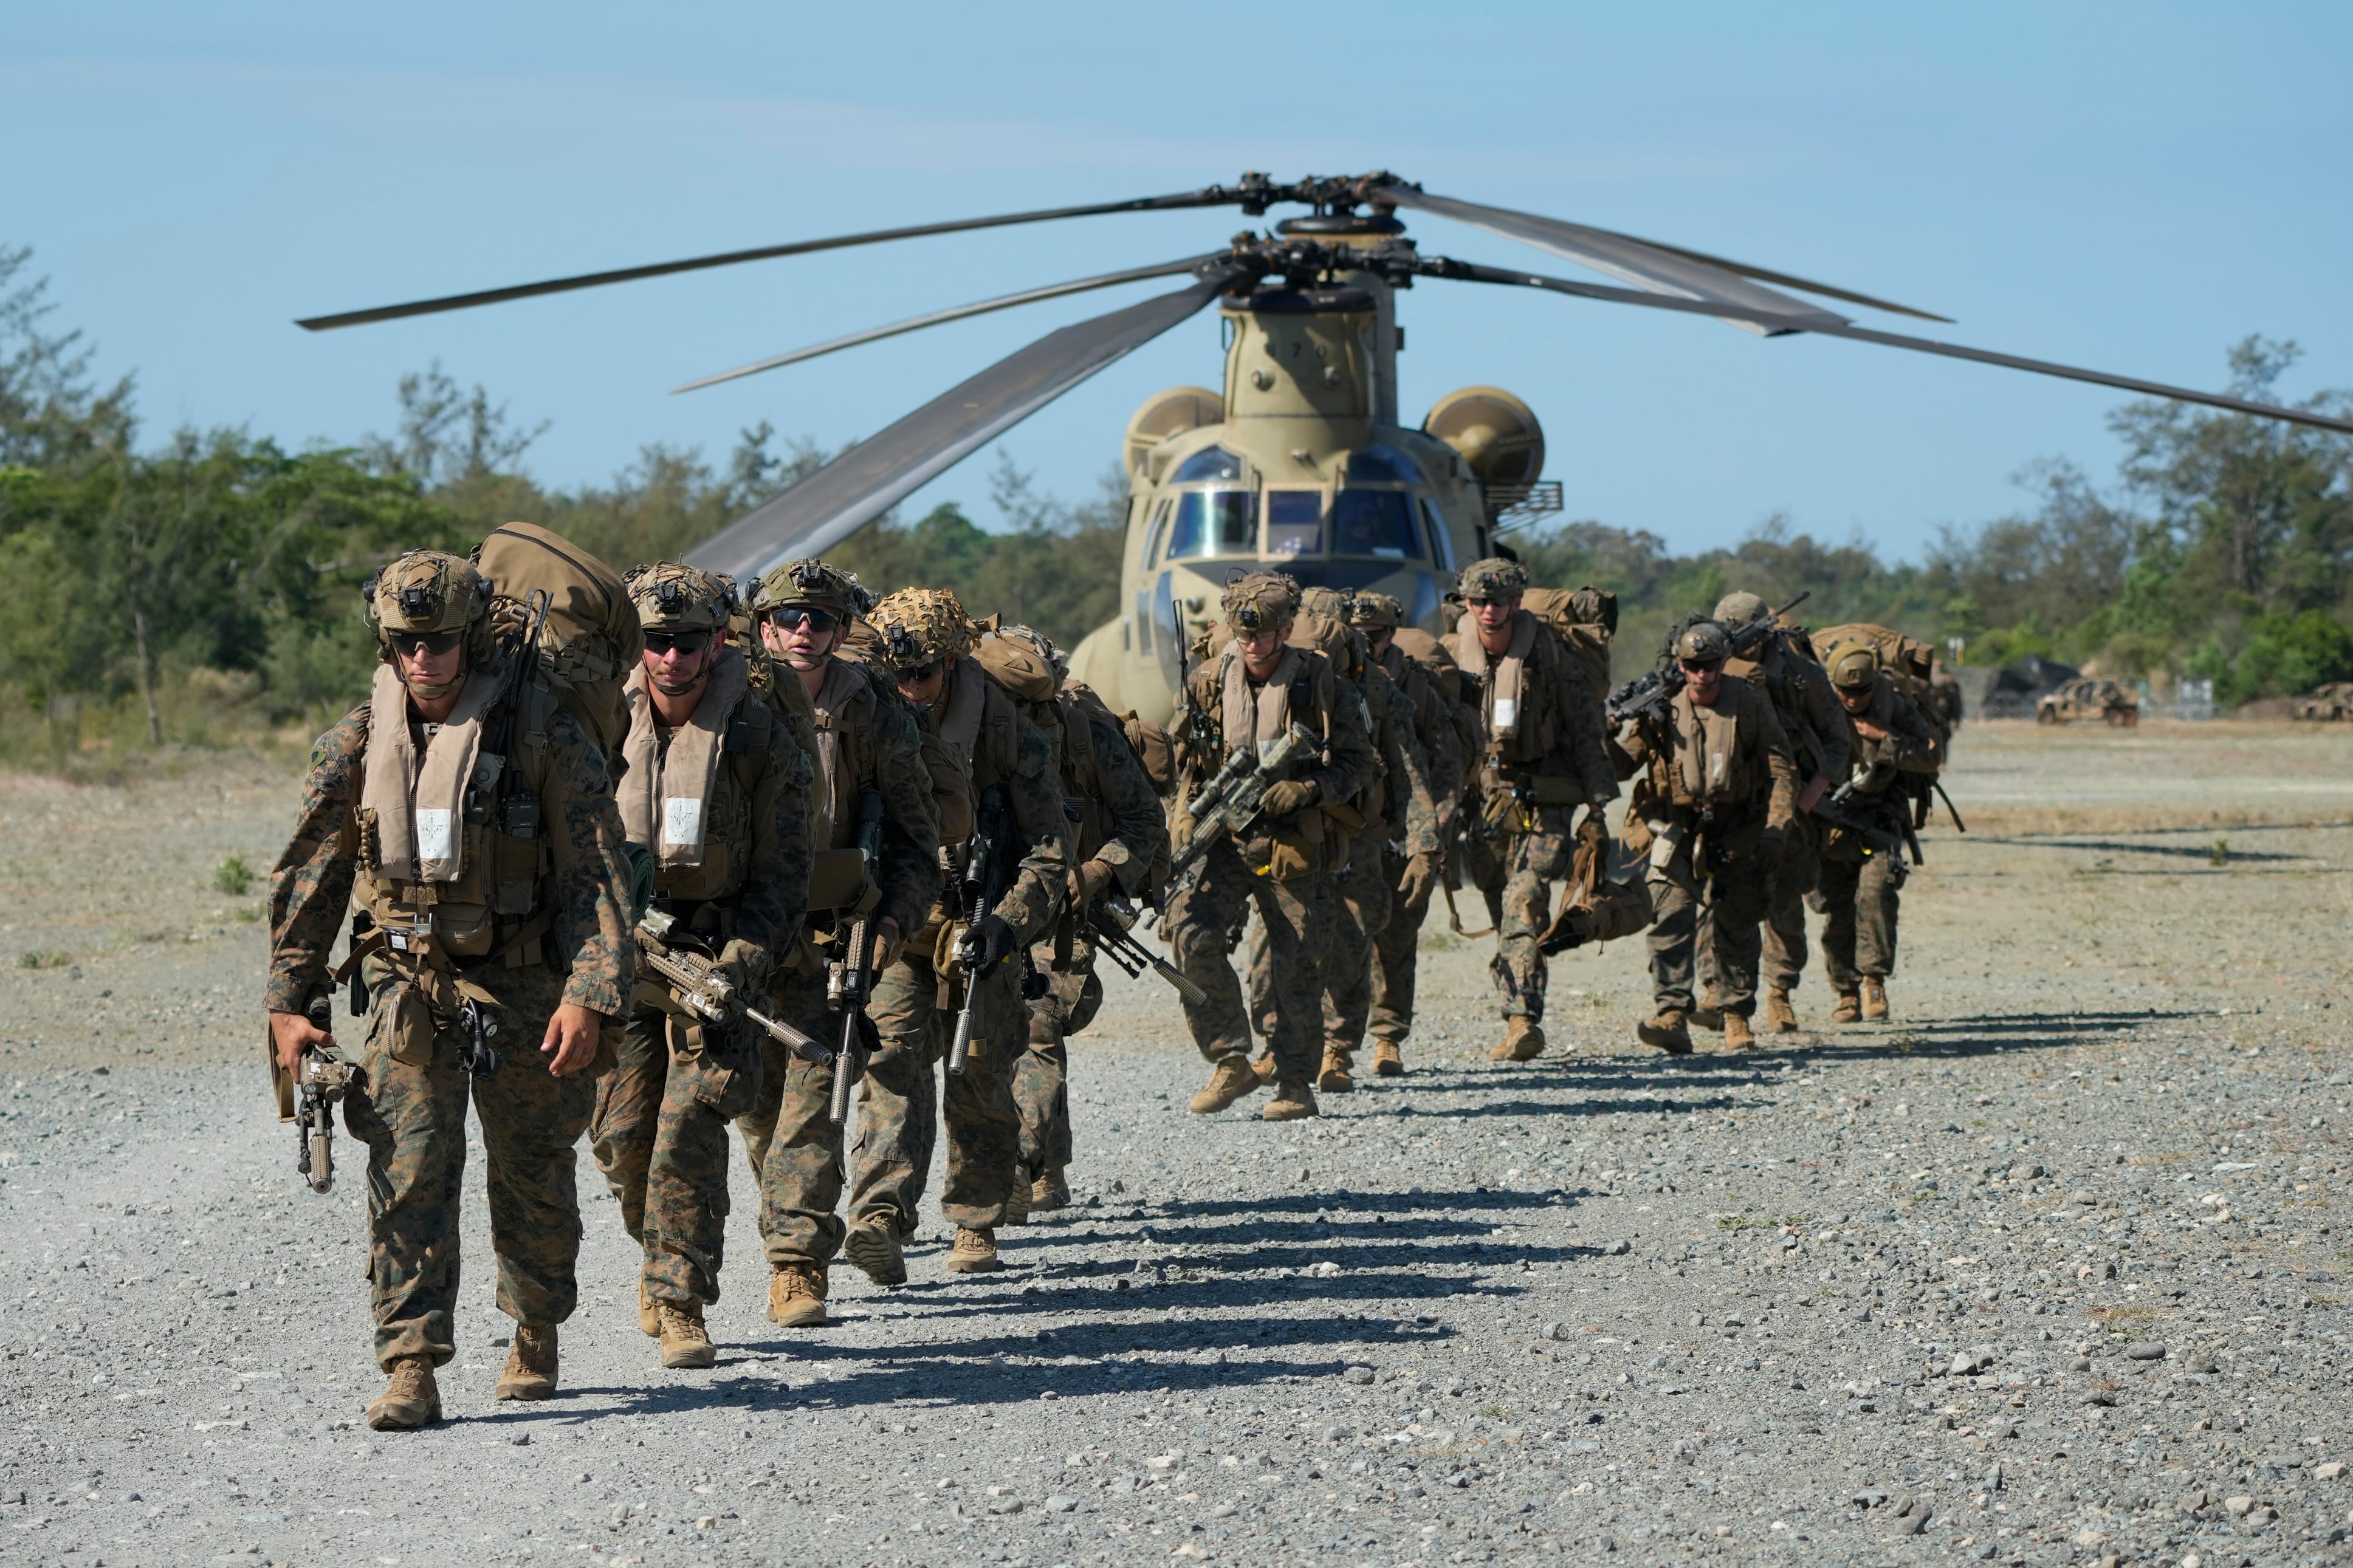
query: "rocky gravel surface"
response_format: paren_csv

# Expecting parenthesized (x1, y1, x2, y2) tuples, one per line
(1, 724, 2349, 1568)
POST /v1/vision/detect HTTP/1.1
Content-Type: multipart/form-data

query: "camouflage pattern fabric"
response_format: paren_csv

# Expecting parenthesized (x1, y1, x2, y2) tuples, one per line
(1454, 556, 1530, 601)
(870, 587, 977, 671)
(1368, 843, 1429, 1045)
(1169, 838, 1338, 1081)
(842, 954, 943, 1238)
(590, 1008, 760, 1305)
(588, 1017, 665, 1243)
(338, 962, 597, 1369)
(1760, 815, 1824, 995)
(1818, 853, 1906, 988)
(1646, 834, 1773, 1017)
(1464, 825, 1575, 1023)
(857, 944, 1030, 1228)
(736, 970, 854, 1265)
(1016, 942, 1100, 1182)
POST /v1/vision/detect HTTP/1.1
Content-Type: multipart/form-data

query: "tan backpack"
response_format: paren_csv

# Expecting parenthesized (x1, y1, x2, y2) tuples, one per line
(470, 522, 641, 769)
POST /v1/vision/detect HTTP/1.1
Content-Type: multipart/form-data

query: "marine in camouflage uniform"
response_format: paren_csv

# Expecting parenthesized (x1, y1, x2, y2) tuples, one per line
(586, 563, 811, 1368)
(1815, 644, 1940, 1024)
(731, 560, 939, 1323)
(1243, 588, 1440, 1092)
(1691, 591, 1852, 1036)
(978, 624, 1167, 1214)
(1168, 572, 1378, 1121)
(1614, 620, 1798, 1053)
(857, 589, 1069, 1275)
(1445, 558, 1619, 1062)
(264, 550, 634, 1430)
(1350, 592, 1469, 1077)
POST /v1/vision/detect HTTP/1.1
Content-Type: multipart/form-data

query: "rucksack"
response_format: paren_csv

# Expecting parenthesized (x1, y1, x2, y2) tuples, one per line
(470, 522, 641, 770)
(1522, 585, 1615, 700)
(1813, 621, 1936, 686)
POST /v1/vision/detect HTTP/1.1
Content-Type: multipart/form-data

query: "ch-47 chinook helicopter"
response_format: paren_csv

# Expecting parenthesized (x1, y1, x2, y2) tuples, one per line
(301, 170, 2353, 722)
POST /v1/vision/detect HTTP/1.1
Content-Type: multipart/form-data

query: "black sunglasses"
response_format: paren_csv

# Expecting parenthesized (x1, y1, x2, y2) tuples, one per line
(643, 629, 714, 657)
(389, 629, 462, 659)
(1678, 659, 1723, 676)
(766, 605, 839, 634)
(898, 661, 943, 683)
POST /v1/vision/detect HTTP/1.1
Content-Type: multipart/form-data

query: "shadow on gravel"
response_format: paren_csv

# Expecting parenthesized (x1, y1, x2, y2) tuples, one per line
(1973, 835, 2317, 863)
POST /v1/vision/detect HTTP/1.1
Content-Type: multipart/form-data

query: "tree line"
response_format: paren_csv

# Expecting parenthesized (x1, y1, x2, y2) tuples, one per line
(3, 241, 2350, 769)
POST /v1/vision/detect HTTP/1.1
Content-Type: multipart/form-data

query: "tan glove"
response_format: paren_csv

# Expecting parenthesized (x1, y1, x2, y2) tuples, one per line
(1259, 779, 1319, 818)
(1394, 851, 1441, 906)
(1075, 858, 1114, 904)
(1171, 812, 1198, 847)
(871, 917, 903, 971)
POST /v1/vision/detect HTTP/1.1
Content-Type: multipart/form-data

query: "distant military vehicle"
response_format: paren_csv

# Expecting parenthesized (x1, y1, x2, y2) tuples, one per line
(2037, 677, 2140, 727)
(2293, 682, 2353, 721)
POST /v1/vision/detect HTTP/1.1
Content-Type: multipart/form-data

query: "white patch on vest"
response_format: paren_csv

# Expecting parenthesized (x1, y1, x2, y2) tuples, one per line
(414, 808, 455, 864)
(1492, 697, 1519, 734)
(1708, 752, 1728, 789)
(663, 797, 706, 849)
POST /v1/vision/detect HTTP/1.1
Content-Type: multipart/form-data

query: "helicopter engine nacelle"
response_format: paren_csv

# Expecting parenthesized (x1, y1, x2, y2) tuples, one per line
(1423, 386, 1545, 488)
(1124, 386, 1225, 478)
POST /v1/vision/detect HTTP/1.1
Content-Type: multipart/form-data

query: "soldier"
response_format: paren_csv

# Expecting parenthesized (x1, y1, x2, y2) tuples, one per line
(1345, 592, 1464, 1078)
(1446, 558, 1618, 1063)
(987, 624, 1167, 1212)
(732, 560, 938, 1324)
(859, 589, 1068, 1275)
(1614, 621, 1797, 1052)
(264, 550, 633, 1429)
(586, 564, 811, 1368)
(1167, 571, 1377, 1121)
(1817, 644, 1940, 1022)
(1246, 589, 1440, 1092)
(1692, 591, 1852, 1035)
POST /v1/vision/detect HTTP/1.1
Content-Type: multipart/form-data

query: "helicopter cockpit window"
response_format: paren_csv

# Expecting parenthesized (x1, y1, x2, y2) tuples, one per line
(1168, 447, 1244, 484)
(1166, 490, 1257, 560)
(1418, 496, 1457, 570)
(1266, 490, 1324, 556)
(1344, 444, 1422, 485)
(1329, 489, 1419, 558)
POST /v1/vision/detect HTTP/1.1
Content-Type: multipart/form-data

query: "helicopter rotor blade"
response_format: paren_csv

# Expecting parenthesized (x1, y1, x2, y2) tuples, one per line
(294, 188, 1249, 332)
(1420, 256, 2353, 437)
(685, 260, 1257, 579)
(1375, 182, 1948, 331)
(672, 253, 1227, 394)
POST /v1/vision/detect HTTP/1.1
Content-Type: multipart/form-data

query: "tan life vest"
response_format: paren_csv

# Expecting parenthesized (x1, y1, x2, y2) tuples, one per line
(1454, 611, 1556, 765)
(1210, 642, 1344, 880)
(617, 651, 758, 905)
(1662, 684, 1754, 810)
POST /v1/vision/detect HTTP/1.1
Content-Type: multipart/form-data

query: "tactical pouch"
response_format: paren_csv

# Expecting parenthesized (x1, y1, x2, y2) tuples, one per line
(666, 1016, 760, 1118)
(807, 847, 876, 915)
(1259, 809, 1328, 883)
(373, 980, 441, 1068)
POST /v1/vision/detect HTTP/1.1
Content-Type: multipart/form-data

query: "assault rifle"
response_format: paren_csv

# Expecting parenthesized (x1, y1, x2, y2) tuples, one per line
(636, 909, 823, 1060)
(1606, 591, 1811, 725)
(480, 588, 552, 841)
(1813, 777, 1923, 865)
(1166, 723, 1321, 887)
(825, 789, 888, 1124)
(947, 786, 1015, 1077)
(1087, 892, 1209, 1005)
(292, 990, 352, 1194)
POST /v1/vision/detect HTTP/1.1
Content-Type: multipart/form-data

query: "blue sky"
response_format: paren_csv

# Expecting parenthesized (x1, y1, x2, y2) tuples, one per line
(8, 2, 2349, 561)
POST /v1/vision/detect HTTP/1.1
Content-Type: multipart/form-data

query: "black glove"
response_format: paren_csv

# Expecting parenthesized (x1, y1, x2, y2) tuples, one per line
(1755, 827, 1786, 868)
(959, 914, 1017, 977)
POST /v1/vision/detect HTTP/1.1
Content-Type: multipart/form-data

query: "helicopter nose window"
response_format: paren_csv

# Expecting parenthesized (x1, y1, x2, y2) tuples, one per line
(1169, 447, 1244, 484)
(1330, 489, 1419, 558)
(1266, 490, 1324, 556)
(1166, 490, 1257, 560)
(1344, 444, 1422, 484)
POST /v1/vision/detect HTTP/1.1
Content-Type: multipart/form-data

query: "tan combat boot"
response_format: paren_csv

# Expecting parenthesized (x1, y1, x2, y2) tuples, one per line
(1316, 1047, 1355, 1094)
(766, 1262, 829, 1326)
(1831, 991, 1863, 1024)
(1488, 1017, 1545, 1062)
(637, 1280, 659, 1338)
(1764, 988, 1799, 1033)
(1188, 1054, 1260, 1115)
(1637, 1010, 1693, 1054)
(1372, 1040, 1404, 1077)
(1249, 1050, 1279, 1084)
(1722, 1012, 1757, 1051)
(366, 1356, 441, 1430)
(1003, 1179, 1032, 1228)
(1688, 996, 1726, 1033)
(1860, 976, 1889, 1021)
(843, 1211, 908, 1287)
(1262, 1080, 1319, 1121)
(494, 1323, 558, 1401)
(1029, 1167, 1071, 1214)
(656, 1301, 716, 1370)
(946, 1225, 1002, 1273)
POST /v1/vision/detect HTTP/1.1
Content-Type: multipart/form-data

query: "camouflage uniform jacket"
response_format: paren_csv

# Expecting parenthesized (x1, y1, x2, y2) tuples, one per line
(923, 659, 1069, 947)
(1359, 659, 1443, 857)
(1846, 673, 1940, 793)
(1728, 633, 1853, 787)
(806, 654, 941, 942)
(1373, 639, 1465, 837)
(1042, 683, 1167, 900)
(1446, 610, 1618, 810)
(266, 689, 634, 1018)
(1178, 645, 1379, 848)
(1618, 677, 1799, 835)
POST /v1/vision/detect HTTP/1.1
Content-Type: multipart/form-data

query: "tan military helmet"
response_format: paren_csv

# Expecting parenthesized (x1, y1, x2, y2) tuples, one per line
(1220, 569, 1300, 634)
(1348, 591, 1405, 631)
(365, 550, 496, 690)
(624, 561, 735, 632)
(1455, 556, 1530, 603)
(750, 558, 876, 621)
(1712, 591, 1768, 628)
(1672, 620, 1733, 666)
(1827, 643, 1880, 692)
(869, 587, 975, 673)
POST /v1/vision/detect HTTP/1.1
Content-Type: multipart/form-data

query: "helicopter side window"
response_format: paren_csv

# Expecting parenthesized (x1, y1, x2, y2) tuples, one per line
(1418, 496, 1457, 570)
(1330, 489, 1418, 559)
(1166, 490, 1257, 560)
(1169, 447, 1244, 484)
(1139, 498, 1172, 569)
(1266, 490, 1324, 556)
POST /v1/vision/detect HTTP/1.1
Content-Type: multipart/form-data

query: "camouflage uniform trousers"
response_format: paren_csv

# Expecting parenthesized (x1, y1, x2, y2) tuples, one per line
(856, 941, 1029, 1230)
(736, 970, 857, 1269)
(1015, 937, 1103, 1185)
(1368, 842, 1432, 1047)
(1167, 837, 1336, 1083)
(338, 961, 596, 1370)
(1698, 815, 1824, 1001)
(1244, 841, 1388, 1063)
(588, 1002, 761, 1307)
(1816, 851, 1906, 991)
(1465, 819, 1573, 1024)
(1646, 829, 1774, 1018)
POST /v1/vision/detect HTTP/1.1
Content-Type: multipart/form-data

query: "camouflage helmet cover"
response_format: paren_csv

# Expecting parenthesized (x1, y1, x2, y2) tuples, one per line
(1220, 570, 1300, 633)
(1348, 590, 1404, 629)
(751, 558, 878, 619)
(1455, 556, 1529, 602)
(1712, 591, 1769, 627)
(624, 561, 735, 632)
(869, 587, 974, 671)
(1672, 620, 1733, 665)
(995, 621, 1068, 680)
(1827, 643, 1880, 690)
(365, 550, 496, 671)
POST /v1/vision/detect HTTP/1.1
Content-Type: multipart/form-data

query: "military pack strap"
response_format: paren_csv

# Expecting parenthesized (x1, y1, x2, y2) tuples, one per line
(932, 655, 989, 778)
(359, 662, 502, 883)
(1218, 643, 1304, 751)
(618, 650, 751, 871)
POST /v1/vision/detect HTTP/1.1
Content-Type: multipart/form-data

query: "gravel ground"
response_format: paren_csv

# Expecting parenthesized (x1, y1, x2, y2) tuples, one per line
(1, 723, 2349, 1568)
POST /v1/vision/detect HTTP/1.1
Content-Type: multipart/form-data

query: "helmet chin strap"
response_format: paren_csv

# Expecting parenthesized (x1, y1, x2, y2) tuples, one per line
(651, 669, 710, 698)
(780, 650, 828, 672)
(399, 651, 467, 700)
